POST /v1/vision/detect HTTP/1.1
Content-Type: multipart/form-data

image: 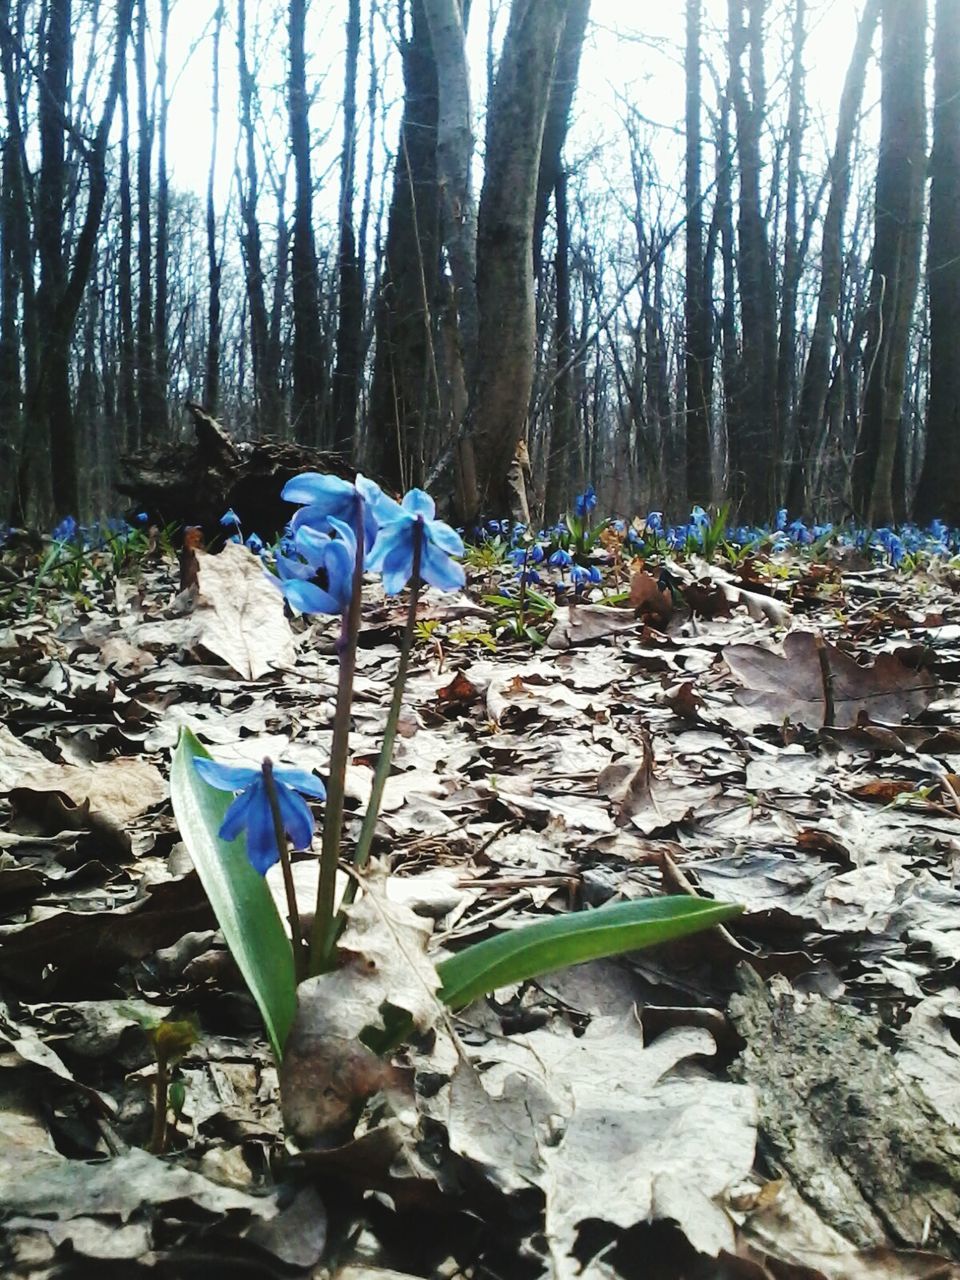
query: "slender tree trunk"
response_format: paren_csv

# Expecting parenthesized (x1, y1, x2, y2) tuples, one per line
(237, 0, 277, 434)
(154, 0, 169, 432)
(118, 50, 137, 448)
(684, 0, 712, 506)
(332, 0, 362, 455)
(775, 0, 805, 507)
(532, 0, 589, 281)
(423, 0, 480, 386)
(135, 0, 159, 444)
(288, 0, 326, 445)
(726, 0, 777, 520)
(913, 0, 960, 524)
(462, 0, 571, 519)
(788, 0, 878, 513)
(544, 168, 575, 519)
(852, 0, 926, 523)
(205, 1, 224, 413)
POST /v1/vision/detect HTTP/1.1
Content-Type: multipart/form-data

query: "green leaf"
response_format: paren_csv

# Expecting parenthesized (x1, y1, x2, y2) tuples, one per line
(437, 896, 742, 1012)
(170, 727, 296, 1059)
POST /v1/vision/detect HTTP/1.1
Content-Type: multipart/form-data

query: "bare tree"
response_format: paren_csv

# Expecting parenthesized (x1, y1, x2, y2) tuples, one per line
(913, 0, 960, 524)
(288, 0, 327, 445)
(852, 0, 926, 523)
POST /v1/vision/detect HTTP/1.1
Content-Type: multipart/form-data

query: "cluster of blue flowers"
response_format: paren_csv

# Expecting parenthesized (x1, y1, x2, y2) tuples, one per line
(269, 473, 465, 612)
(47, 513, 149, 549)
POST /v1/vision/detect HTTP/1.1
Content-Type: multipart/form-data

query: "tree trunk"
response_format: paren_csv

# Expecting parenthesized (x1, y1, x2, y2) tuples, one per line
(135, 0, 160, 445)
(205, 2, 224, 414)
(913, 0, 960, 524)
(726, 0, 777, 520)
(423, 0, 479, 382)
(461, 0, 571, 519)
(288, 0, 326, 446)
(368, 0, 440, 493)
(118, 49, 137, 448)
(33, 0, 133, 517)
(852, 0, 925, 524)
(237, 0, 279, 435)
(789, 0, 879, 513)
(154, 0, 170, 434)
(332, 0, 362, 455)
(775, 0, 806, 509)
(684, 0, 712, 506)
(544, 168, 576, 519)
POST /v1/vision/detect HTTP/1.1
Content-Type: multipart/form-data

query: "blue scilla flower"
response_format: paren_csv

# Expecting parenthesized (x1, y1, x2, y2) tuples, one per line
(275, 518, 356, 615)
(549, 547, 573, 568)
(220, 508, 241, 529)
(775, 508, 788, 533)
(788, 518, 810, 544)
(53, 515, 79, 543)
(366, 489, 465, 595)
(282, 472, 396, 552)
(246, 532, 264, 555)
(645, 511, 663, 534)
(518, 569, 542, 586)
(690, 505, 710, 530)
(194, 756, 326, 875)
(571, 564, 590, 588)
(574, 486, 597, 518)
(588, 565, 602, 584)
(530, 543, 545, 564)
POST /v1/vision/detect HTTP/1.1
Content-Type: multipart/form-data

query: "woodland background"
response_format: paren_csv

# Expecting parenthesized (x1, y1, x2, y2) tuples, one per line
(0, 0, 954, 532)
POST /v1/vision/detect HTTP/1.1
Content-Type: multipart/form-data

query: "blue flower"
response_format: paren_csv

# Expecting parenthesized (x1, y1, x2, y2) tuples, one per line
(53, 516, 79, 543)
(282, 472, 396, 552)
(574, 486, 597, 518)
(549, 548, 573, 568)
(588, 565, 602, 583)
(645, 511, 663, 534)
(571, 564, 590, 587)
(274, 518, 356, 615)
(246, 532, 264, 555)
(220, 508, 241, 528)
(518, 569, 541, 585)
(690, 505, 710, 530)
(194, 756, 326, 875)
(365, 489, 465, 595)
(775, 508, 788, 533)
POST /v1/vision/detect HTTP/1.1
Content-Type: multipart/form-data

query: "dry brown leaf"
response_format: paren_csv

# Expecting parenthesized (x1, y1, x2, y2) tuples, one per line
(194, 542, 296, 679)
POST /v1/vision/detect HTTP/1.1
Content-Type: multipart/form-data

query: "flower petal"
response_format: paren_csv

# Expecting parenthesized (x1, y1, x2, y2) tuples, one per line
(219, 781, 260, 841)
(378, 535, 415, 595)
(426, 518, 464, 557)
(276, 783, 315, 851)
(401, 489, 435, 519)
(280, 579, 342, 616)
(420, 537, 466, 591)
(282, 473, 356, 508)
(245, 784, 280, 874)
(273, 767, 326, 799)
(356, 474, 402, 523)
(366, 516, 412, 573)
(194, 758, 260, 792)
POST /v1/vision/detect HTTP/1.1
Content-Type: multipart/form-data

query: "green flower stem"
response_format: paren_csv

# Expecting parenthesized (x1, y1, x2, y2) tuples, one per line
(261, 758, 305, 981)
(308, 506, 366, 976)
(334, 534, 424, 940)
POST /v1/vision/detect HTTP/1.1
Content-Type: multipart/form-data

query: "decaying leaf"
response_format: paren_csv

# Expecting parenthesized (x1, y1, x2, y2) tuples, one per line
(724, 628, 938, 729)
(194, 542, 296, 679)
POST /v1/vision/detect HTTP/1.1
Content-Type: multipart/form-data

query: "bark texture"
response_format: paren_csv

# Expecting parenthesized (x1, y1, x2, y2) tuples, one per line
(463, 0, 571, 519)
(913, 0, 960, 524)
(852, 0, 925, 524)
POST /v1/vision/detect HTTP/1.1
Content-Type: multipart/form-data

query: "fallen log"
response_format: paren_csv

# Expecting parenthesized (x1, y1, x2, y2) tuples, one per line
(115, 404, 357, 541)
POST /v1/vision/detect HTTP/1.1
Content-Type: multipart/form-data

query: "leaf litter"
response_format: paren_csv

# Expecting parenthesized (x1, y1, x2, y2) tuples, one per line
(2, 539, 960, 1277)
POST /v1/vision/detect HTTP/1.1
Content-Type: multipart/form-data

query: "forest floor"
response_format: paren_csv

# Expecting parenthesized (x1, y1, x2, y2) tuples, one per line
(2, 522, 960, 1279)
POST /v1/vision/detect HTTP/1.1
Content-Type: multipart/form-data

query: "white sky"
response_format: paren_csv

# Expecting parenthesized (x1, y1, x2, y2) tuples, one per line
(161, 0, 871, 220)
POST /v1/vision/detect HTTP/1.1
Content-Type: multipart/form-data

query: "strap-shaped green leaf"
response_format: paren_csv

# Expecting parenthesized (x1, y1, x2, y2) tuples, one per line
(170, 727, 296, 1059)
(437, 896, 742, 1011)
